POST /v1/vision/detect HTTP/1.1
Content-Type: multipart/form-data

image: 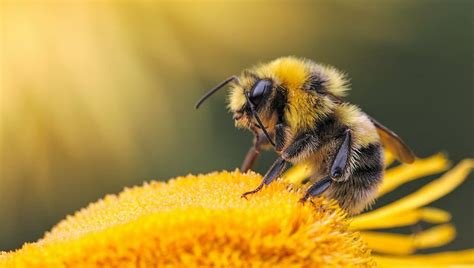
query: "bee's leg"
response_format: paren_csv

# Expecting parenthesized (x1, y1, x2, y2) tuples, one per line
(241, 146, 259, 172)
(300, 177, 332, 202)
(241, 156, 287, 199)
(241, 121, 289, 172)
(330, 129, 352, 181)
(300, 130, 352, 201)
(281, 133, 317, 161)
(274, 122, 288, 152)
(241, 130, 270, 172)
(240, 146, 260, 172)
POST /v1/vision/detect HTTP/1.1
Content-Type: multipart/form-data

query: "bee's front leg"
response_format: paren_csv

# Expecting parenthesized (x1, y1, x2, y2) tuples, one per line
(241, 121, 289, 172)
(241, 156, 287, 199)
(274, 122, 288, 152)
(300, 129, 352, 202)
(241, 126, 315, 199)
(241, 128, 271, 172)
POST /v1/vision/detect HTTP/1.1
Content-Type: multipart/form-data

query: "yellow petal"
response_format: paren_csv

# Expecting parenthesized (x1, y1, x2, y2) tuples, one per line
(374, 249, 474, 267)
(352, 159, 473, 228)
(384, 150, 396, 167)
(361, 224, 456, 255)
(414, 224, 456, 249)
(281, 159, 314, 185)
(350, 207, 451, 230)
(378, 153, 450, 197)
(419, 207, 452, 223)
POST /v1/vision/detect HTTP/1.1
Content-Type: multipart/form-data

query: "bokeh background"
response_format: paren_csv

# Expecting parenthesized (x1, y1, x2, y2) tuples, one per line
(1, 0, 472, 252)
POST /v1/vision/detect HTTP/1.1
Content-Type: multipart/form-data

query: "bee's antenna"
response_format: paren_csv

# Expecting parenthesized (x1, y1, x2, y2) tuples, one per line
(244, 92, 276, 148)
(195, 75, 239, 109)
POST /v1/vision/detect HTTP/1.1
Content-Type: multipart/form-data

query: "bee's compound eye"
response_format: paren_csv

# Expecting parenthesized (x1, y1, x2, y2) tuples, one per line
(250, 80, 272, 107)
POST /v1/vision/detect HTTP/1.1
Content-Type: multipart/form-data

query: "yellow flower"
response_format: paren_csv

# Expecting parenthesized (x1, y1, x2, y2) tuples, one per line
(1, 154, 472, 267)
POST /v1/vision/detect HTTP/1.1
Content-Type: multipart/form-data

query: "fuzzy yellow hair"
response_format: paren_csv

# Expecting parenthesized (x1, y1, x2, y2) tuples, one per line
(254, 57, 350, 97)
(334, 103, 380, 148)
(228, 57, 351, 131)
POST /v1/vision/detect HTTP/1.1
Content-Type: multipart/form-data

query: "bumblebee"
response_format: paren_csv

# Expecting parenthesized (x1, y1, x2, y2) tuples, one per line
(196, 57, 415, 215)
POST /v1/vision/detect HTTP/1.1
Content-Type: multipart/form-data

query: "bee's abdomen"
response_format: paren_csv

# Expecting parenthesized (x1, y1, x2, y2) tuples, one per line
(326, 142, 384, 215)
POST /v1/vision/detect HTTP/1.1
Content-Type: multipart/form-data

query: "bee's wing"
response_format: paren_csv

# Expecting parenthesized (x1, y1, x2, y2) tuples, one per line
(368, 116, 416, 164)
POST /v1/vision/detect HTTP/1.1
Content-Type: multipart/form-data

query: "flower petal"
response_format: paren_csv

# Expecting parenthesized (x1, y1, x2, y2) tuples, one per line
(360, 224, 455, 255)
(384, 151, 395, 167)
(374, 249, 474, 267)
(378, 153, 450, 197)
(281, 159, 314, 185)
(351, 159, 473, 227)
(350, 207, 451, 230)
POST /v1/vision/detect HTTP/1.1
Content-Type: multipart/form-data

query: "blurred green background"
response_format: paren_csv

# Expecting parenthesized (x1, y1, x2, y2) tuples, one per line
(1, 1, 472, 252)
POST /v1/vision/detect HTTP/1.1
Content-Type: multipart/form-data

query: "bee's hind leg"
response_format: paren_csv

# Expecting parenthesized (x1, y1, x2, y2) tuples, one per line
(300, 129, 352, 202)
(241, 156, 287, 199)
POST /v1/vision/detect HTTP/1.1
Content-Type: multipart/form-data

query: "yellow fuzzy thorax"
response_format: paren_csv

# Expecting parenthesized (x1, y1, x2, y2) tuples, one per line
(228, 57, 350, 131)
(257, 57, 320, 131)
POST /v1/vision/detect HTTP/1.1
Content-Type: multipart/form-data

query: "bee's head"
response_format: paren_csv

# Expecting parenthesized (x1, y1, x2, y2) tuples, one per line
(228, 57, 350, 131)
(228, 76, 279, 131)
(195, 57, 350, 145)
(195, 72, 280, 147)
